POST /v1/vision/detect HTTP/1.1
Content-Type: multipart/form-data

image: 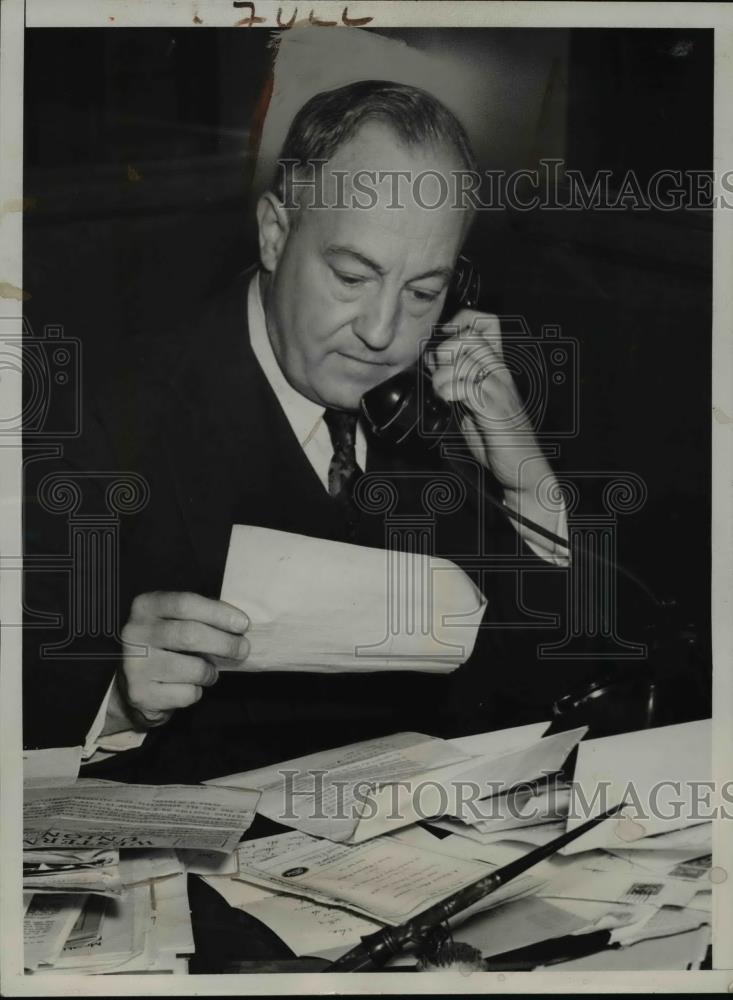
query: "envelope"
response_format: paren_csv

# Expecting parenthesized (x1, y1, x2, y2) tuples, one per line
(219, 525, 487, 673)
(561, 719, 712, 854)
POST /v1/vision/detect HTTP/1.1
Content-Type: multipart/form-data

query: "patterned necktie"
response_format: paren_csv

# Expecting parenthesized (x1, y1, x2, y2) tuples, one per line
(323, 408, 364, 511)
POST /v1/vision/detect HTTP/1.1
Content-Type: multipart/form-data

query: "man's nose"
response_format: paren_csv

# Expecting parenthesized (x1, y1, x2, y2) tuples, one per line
(352, 290, 400, 352)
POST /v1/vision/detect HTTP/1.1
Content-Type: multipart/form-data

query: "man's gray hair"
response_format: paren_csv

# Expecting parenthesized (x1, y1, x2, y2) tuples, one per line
(273, 79, 477, 205)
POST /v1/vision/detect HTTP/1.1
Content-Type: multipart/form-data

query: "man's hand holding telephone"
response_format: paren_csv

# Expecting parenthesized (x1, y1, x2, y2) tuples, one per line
(426, 307, 564, 553)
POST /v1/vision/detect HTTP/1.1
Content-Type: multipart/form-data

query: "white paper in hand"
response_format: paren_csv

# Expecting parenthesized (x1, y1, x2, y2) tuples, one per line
(220, 525, 487, 673)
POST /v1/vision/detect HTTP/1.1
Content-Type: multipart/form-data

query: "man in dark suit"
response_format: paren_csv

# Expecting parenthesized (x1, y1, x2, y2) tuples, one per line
(24, 81, 573, 782)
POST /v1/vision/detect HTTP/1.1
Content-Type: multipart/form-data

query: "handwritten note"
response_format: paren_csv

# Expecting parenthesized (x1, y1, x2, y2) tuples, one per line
(234, 830, 540, 925)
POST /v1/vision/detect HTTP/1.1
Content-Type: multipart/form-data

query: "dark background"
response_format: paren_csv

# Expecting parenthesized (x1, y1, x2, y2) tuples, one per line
(23, 27, 713, 718)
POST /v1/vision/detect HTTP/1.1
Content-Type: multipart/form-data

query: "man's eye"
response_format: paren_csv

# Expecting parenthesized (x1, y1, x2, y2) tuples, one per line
(333, 270, 367, 288)
(408, 288, 440, 304)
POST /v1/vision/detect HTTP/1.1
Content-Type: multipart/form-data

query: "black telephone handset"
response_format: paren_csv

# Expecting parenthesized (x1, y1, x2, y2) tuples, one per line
(360, 255, 481, 449)
(359, 257, 568, 553)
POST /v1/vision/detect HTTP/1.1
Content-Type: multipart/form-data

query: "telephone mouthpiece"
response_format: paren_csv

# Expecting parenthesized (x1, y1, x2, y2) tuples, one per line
(360, 367, 454, 447)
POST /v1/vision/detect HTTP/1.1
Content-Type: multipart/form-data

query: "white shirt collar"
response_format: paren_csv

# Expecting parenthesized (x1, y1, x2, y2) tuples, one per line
(247, 270, 325, 449)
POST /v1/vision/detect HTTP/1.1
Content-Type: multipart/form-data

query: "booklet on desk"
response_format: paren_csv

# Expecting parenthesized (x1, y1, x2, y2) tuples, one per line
(207, 725, 587, 844)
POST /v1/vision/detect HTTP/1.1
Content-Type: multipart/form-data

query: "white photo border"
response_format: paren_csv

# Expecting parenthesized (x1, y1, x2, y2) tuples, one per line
(1, 1, 731, 994)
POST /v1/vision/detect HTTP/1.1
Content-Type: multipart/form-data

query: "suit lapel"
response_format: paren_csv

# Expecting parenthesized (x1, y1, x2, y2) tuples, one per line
(161, 272, 345, 595)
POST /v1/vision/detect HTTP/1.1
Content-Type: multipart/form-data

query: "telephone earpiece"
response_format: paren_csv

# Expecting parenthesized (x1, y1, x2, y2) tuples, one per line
(360, 255, 480, 449)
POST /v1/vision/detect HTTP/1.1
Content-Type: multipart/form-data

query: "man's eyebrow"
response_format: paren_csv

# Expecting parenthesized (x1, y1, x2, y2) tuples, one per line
(408, 265, 454, 283)
(325, 245, 453, 283)
(325, 245, 385, 275)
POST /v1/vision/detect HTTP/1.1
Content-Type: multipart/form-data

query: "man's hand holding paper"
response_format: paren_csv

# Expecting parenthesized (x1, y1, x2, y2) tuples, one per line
(106, 525, 486, 736)
(108, 592, 251, 732)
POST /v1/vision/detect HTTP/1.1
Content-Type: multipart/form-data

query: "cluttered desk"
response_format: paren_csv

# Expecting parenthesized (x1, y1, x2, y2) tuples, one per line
(22, 717, 713, 975)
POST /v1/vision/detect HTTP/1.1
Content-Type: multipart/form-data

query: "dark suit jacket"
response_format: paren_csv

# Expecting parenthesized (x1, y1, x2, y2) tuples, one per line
(24, 271, 578, 782)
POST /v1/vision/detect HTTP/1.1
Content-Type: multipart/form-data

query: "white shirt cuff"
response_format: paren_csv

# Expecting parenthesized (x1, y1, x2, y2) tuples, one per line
(508, 493, 570, 567)
(81, 678, 146, 761)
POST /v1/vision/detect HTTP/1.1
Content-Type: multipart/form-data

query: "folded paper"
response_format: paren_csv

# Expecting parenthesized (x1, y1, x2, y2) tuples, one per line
(220, 525, 487, 673)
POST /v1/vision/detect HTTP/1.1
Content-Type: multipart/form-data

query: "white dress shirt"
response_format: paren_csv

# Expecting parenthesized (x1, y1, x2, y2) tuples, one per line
(83, 270, 567, 760)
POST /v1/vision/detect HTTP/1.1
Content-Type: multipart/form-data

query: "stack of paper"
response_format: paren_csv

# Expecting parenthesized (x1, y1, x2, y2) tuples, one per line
(197, 719, 713, 970)
(24, 719, 714, 972)
(411, 720, 714, 965)
(23, 848, 123, 897)
(23, 854, 193, 975)
(189, 825, 546, 963)
(24, 895, 88, 971)
(192, 722, 590, 960)
(386, 823, 712, 961)
(22, 763, 261, 975)
(207, 724, 586, 843)
(428, 784, 572, 844)
(209, 731, 473, 842)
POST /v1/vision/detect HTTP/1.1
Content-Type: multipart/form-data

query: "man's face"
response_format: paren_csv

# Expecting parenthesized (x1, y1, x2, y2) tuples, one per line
(259, 123, 467, 410)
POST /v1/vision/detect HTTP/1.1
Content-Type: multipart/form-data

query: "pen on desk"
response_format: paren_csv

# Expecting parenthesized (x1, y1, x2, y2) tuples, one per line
(324, 800, 628, 973)
(483, 929, 618, 971)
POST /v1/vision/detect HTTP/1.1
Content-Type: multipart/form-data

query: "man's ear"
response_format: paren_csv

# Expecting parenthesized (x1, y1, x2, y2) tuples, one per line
(257, 192, 291, 272)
